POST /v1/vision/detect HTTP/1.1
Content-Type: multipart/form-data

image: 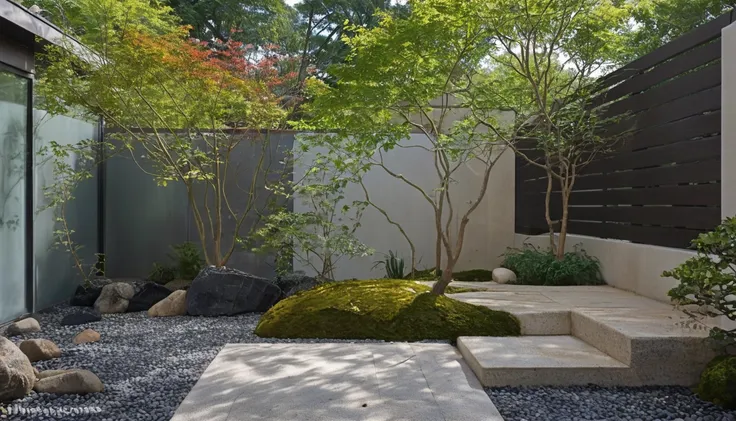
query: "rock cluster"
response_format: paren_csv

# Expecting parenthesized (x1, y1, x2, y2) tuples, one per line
(0, 318, 104, 403)
(186, 267, 281, 316)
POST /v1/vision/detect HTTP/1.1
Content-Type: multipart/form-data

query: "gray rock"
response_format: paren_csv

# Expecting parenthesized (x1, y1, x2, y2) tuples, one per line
(272, 273, 320, 299)
(127, 283, 172, 312)
(492, 268, 517, 284)
(186, 267, 281, 316)
(18, 339, 61, 362)
(0, 337, 35, 402)
(94, 282, 135, 314)
(5, 318, 41, 337)
(60, 309, 102, 326)
(33, 369, 103, 394)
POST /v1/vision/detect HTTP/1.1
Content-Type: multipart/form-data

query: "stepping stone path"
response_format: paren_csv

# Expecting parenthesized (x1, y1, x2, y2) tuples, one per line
(171, 343, 502, 421)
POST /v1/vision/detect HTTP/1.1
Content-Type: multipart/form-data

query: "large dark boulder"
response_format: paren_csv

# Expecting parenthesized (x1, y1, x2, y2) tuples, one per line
(60, 309, 102, 326)
(186, 267, 281, 316)
(70, 286, 103, 307)
(272, 273, 320, 299)
(127, 283, 173, 312)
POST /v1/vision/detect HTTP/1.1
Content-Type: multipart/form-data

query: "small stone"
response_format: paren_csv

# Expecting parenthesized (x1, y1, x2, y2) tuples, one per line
(94, 282, 135, 313)
(5, 318, 41, 336)
(33, 369, 103, 394)
(37, 369, 72, 380)
(0, 337, 35, 401)
(148, 290, 187, 317)
(73, 329, 101, 345)
(60, 309, 102, 326)
(492, 268, 517, 284)
(18, 339, 61, 362)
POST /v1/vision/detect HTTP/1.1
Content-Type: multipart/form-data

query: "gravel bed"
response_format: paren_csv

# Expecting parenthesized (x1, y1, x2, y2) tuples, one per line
(1, 305, 401, 421)
(487, 386, 736, 421)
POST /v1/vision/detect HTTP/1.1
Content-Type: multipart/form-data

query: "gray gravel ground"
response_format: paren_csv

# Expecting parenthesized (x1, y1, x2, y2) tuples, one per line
(487, 386, 736, 421)
(4, 305, 736, 421)
(1, 305, 393, 421)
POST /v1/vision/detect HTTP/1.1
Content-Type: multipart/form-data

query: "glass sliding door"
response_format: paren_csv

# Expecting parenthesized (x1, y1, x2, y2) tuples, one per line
(0, 69, 30, 322)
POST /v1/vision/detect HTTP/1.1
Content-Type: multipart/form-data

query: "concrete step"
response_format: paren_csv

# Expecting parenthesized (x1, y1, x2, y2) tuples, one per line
(457, 336, 636, 387)
(571, 308, 718, 386)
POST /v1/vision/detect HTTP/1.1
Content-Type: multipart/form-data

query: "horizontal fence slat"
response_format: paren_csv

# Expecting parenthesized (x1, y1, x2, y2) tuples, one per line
(607, 86, 721, 135)
(521, 159, 721, 192)
(625, 111, 720, 150)
(602, 62, 720, 117)
(594, 39, 721, 106)
(584, 136, 721, 173)
(596, 12, 732, 91)
(566, 221, 704, 249)
(573, 159, 722, 190)
(570, 184, 721, 206)
(568, 206, 720, 230)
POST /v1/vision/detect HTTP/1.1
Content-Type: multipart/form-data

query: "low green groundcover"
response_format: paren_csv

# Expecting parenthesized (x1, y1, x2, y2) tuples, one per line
(698, 356, 736, 409)
(501, 246, 604, 286)
(255, 280, 520, 341)
(408, 269, 494, 282)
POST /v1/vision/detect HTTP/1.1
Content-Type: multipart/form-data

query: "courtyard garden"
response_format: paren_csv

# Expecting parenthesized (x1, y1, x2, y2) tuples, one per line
(2, 0, 736, 419)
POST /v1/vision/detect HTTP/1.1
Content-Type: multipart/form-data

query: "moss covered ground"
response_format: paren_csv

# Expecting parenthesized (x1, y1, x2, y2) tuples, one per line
(255, 279, 520, 341)
(698, 355, 736, 409)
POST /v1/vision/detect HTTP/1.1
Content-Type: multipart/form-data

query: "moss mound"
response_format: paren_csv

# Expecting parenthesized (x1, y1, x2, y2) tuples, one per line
(697, 356, 736, 409)
(255, 280, 520, 341)
(407, 269, 494, 282)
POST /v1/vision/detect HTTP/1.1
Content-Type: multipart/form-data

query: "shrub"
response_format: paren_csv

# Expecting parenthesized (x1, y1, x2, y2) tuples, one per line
(170, 242, 205, 280)
(374, 251, 405, 279)
(665, 217, 736, 347)
(501, 244, 604, 286)
(255, 280, 520, 341)
(149, 263, 176, 285)
(697, 356, 736, 409)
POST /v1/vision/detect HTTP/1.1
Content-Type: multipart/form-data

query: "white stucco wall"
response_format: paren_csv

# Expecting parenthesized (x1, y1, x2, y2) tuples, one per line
(293, 132, 516, 280)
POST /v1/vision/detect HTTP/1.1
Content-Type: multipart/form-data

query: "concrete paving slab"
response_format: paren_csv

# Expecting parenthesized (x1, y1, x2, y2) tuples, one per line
(171, 343, 503, 421)
(457, 336, 634, 387)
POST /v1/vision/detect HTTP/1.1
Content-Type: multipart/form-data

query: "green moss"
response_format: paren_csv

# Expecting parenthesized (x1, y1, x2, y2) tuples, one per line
(255, 280, 520, 341)
(697, 356, 736, 409)
(405, 268, 494, 282)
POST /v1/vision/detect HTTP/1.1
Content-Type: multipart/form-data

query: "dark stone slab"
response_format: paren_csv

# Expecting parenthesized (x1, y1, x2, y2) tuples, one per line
(60, 310, 102, 326)
(272, 273, 320, 299)
(186, 267, 281, 316)
(69, 286, 103, 307)
(127, 283, 173, 312)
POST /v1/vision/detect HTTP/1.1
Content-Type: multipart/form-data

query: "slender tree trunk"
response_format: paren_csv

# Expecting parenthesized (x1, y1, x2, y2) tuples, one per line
(544, 168, 556, 253)
(432, 257, 455, 295)
(297, 10, 314, 87)
(557, 185, 571, 260)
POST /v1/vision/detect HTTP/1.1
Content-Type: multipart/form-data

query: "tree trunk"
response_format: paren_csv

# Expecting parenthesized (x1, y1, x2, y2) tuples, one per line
(431, 259, 454, 295)
(544, 169, 556, 253)
(556, 186, 571, 260)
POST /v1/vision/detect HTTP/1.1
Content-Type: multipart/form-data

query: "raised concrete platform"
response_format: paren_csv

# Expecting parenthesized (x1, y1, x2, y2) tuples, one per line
(447, 283, 720, 387)
(458, 336, 632, 387)
(171, 343, 503, 421)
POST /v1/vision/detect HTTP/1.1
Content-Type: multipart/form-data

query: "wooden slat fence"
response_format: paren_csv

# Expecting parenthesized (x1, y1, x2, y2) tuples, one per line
(515, 11, 733, 249)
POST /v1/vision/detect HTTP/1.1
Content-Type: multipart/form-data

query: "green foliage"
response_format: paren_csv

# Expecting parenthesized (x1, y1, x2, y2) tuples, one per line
(38, 139, 115, 287)
(170, 242, 205, 280)
(665, 217, 736, 347)
(697, 356, 736, 409)
(149, 262, 177, 285)
(502, 244, 604, 286)
(622, 0, 734, 64)
(375, 251, 405, 279)
(255, 280, 520, 341)
(254, 150, 373, 280)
